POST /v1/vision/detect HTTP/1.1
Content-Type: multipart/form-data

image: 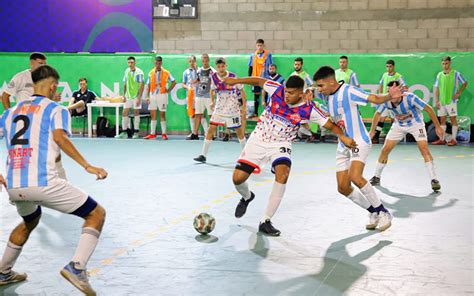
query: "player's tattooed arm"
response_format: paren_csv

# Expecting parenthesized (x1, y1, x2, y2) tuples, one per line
(53, 129, 108, 180)
(323, 119, 357, 149)
(223, 77, 268, 87)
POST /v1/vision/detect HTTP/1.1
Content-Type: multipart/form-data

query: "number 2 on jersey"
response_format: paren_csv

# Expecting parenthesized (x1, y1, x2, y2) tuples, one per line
(11, 115, 30, 146)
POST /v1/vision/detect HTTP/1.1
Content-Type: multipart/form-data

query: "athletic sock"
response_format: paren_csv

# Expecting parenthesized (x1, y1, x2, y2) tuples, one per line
(441, 125, 446, 141)
(150, 120, 157, 134)
(360, 182, 381, 208)
(374, 162, 386, 178)
(235, 182, 251, 200)
(238, 137, 247, 150)
(160, 121, 167, 135)
(72, 227, 101, 270)
(202, 139, 211, 157)
(347, 189, 371, 210)
(425, 160, 438, 180)
(262, 182, 286, 222)
(0, 242, 22, 274)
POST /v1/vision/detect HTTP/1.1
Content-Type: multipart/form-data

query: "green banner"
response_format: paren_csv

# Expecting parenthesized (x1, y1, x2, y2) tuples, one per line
(1, 52, 472, 132)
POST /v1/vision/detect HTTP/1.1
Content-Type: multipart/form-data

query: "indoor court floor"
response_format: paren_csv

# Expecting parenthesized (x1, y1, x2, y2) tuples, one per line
(0, 138, 472, 295)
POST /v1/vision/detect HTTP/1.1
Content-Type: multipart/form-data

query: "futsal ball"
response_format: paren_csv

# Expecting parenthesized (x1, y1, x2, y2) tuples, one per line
(193, 213, 216, 235)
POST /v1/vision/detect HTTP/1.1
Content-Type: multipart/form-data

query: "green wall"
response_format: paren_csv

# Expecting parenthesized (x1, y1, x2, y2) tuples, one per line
(1, 52, 472, 132)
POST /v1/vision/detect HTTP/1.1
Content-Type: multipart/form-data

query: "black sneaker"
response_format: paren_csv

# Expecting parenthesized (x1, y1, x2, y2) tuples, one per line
(259, 219, 281, 236)
(369, 176, 380, 186)
(234, 192, 255, 218)
(186, 133, 199, 140)
(193, 155, 206, 163)
(223, 134, 230, 142)
(431, 179, 441, 192)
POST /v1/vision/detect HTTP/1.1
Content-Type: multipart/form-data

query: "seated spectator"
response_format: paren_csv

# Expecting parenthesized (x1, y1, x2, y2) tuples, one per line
(68, 77, 97, 116)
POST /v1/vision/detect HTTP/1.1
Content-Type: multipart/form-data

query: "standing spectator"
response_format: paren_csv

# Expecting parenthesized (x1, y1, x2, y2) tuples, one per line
(182, 55, 199, 138)
(248, 39, 273, 118)
(116, 56, 145, 139)
(372, 59, 407, 144)
(290, 57, 313, 89)
(68, 78, 96, 117)
(432, 56, 468, 146)
(2, 52, 47, 109)
(188, 53, 214, 140)
(335, 56, 360, 87)
(144, 55, 176, 140)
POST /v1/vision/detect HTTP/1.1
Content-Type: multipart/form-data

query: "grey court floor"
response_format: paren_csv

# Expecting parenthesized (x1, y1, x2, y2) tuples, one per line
(0, 138, 472, 296)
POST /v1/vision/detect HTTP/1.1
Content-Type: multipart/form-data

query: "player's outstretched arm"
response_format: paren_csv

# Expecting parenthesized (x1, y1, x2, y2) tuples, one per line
(369, 111, 381, 139)
(323, 119, 357, 149)
(423, 105, 444, 139)
(368, 84, 403, 105)
(223, 77, 268, 87)
(53, 129, 108, 180)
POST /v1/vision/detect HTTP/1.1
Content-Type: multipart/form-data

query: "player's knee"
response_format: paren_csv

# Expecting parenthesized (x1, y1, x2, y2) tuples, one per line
(232, 171, 245, 185)
(91, 205, 106, 224)
(349, 174, 365, 188)
(337, 185, 351, 196)
(275, 168, 290, 184)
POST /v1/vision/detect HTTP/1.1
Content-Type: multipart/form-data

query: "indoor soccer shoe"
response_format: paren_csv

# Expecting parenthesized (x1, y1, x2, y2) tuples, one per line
(162, 134, 168, 140)
(369, 176, 380, 186)
(193, 155, 206, 163)
(366, 212, 379, 230)
(60, 262, 96, 296)
(144, 134, 157, 140)
(377, 211, 392, 231)
(0, 270, 27, 286)
(431, 179, 441, 191)
(431, 139, 446, 145)
(235, 192, 255, 218)
(259, 219, 281, 236)
(132, 132, 140, 139)
(115, 132, 128, 139)
(186, 133, 199, 140)
(447, 139, 457, 146)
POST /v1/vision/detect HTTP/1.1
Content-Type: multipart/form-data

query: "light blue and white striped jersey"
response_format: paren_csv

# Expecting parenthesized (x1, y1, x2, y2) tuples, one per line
(318, 83, 371, 148)
(1, 96, 71, 189)
(376, 92, 427, 127)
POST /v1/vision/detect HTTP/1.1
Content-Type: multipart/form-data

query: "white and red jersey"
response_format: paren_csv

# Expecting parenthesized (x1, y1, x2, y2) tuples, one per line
(251, 81, 328, 143)
(210, 71, 243, 116)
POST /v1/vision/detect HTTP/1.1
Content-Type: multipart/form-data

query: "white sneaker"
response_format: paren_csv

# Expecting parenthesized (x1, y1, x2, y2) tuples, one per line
(377, 211, 392, 231)
(366, 212, 379, 230)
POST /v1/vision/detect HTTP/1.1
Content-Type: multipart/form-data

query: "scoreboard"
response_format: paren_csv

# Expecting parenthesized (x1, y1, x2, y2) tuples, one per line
(153, 0, 198, 19)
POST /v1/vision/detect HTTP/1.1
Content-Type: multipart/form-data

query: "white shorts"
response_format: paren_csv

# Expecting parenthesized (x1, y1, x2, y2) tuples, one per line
(438, 101, 457, 117)
(7, 178, 89, 217)
(237, 138, 292, 174)
(195, 97, 211, 114)
(336, 142, 372, 172)
(149, 93, 168, 111)
(210, 112, 241, 129)
(124, 98, 142, 109)
(386, 123, 427, 142)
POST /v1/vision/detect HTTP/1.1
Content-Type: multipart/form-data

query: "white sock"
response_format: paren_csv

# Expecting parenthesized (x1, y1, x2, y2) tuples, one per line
(72, 227, 100, 270)
(201, 118, 209, 135)
(452, 125, 458, 140)
(0, 241, 22, 273)
(441, 125, 446, 140)
(150, 120, 157, 134)
(360, 182, 382, 208)
(262, 182, 286, 222)
(374, 162, 386, 178)
(235, 182, 251, 200)
(134, 116, 140, 132)
(189, 118, 195, 134)
(202, 139, 211, 157)
(238, 137, 247, 150)
(56, 160, 67, 180)
(122, 116, 130, 131)
(160, 121, 167, 135)
(425, 161, 437, 180)
(347, 189, 371, 209)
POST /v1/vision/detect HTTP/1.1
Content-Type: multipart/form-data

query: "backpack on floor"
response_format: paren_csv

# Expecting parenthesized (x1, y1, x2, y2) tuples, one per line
(96, 116, 115, 138)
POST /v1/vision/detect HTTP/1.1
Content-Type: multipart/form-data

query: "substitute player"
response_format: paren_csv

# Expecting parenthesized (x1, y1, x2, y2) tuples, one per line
(0, 65, 107, 295)
(116, 56, 144, 139)
(432, 56, 468, 146)
(224, 75, 356, 236)
(369, 80, 444, 191)
(193, 58, 247, 163)
(313, 66, 403, 232)
(143, 55, 176, 140)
